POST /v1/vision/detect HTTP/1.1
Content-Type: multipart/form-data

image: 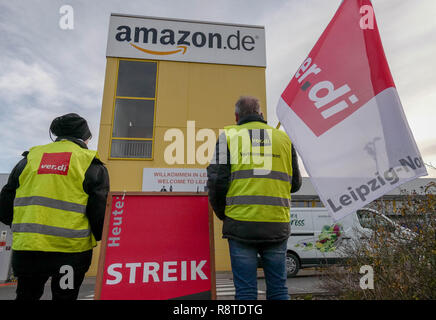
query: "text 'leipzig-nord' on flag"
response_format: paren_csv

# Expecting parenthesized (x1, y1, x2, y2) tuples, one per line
(276, 0, 427, 221)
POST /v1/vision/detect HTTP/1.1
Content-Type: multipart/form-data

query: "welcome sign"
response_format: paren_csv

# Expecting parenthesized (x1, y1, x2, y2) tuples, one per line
(142, 168, 207, 192)
(106, 14, 266, 67)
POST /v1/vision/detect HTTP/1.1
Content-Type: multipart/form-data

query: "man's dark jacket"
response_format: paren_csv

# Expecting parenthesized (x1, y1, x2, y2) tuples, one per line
(0, 137, 110, 276)
(207, 115, 302, 244)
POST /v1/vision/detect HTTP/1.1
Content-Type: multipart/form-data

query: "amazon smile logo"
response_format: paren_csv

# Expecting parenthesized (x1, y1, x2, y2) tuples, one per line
(130, 43, 187, 56)
(115, 25, 257, 56)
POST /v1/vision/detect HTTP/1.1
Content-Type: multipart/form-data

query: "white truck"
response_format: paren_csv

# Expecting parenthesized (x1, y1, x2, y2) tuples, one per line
(285, 207, 413, 277)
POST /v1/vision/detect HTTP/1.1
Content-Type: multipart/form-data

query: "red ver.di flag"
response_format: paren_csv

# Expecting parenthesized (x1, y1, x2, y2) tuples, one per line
(277, 0, 427, 220)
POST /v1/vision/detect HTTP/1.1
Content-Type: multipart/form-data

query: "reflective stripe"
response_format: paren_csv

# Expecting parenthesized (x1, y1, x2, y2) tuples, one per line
(231, 169, 291, 182)
(14, 196, 86, 214)
(12, 223, 91, 238)
(226, 195, 291, 207)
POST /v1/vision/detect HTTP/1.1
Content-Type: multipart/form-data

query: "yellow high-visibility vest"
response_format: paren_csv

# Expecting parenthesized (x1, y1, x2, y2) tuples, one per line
(224, 121, 293, 223)
(12, 140, 98, 252)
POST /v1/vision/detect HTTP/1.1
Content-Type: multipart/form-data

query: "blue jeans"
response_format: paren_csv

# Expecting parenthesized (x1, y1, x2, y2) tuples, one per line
(228, 239, 289, 300)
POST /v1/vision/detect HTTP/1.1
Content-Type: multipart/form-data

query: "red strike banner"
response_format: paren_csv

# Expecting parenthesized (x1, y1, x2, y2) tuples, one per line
(95, 193, 214, 300)
(277, 0, 427, 220)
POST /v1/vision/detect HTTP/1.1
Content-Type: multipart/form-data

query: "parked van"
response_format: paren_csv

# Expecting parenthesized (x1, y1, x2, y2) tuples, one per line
(285, 207, 412, 277)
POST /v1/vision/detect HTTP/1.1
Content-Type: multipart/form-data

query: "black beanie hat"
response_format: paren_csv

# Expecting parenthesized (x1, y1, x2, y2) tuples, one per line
(50, 113, 92, 141)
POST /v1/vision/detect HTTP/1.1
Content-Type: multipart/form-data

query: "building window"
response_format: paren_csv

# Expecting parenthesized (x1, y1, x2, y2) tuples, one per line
(291, 201, 306, 208)
(110, 59, 158, 159)
(313, 201, 324, 207)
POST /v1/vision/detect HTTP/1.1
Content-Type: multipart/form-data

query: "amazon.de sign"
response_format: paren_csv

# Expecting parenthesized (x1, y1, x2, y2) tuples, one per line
(106, 14, 266, 67)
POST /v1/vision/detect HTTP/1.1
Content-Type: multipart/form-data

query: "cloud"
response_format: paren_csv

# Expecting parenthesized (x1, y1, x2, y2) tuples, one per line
(421, 143, 436, 158)
(0, 60, 58, 104)
(263, 0, 341, 125)
(419, 139, 436, 174)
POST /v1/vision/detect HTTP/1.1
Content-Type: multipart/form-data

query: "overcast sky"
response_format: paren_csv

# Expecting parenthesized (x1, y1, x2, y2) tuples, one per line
(0, 0, 435, 177)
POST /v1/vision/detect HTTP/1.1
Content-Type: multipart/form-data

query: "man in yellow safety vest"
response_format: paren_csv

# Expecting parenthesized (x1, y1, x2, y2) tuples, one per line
(0, 113, 109, 300)
(207, 96, 302, 300)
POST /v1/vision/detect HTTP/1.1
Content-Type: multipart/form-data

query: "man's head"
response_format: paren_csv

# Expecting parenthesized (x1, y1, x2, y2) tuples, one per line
(234, 96, 263, 123)
(50, 113, 92, 144)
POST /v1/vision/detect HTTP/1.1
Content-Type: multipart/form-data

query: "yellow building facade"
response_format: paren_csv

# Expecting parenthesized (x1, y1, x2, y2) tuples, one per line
(88, 14, 267, 276)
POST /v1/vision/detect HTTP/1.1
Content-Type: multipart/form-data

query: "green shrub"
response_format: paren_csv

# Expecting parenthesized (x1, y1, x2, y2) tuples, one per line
(320, 183, 436, 300)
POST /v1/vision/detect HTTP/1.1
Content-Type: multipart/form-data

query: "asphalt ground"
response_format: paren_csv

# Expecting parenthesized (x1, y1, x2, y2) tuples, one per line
(0, 268, 327, 300)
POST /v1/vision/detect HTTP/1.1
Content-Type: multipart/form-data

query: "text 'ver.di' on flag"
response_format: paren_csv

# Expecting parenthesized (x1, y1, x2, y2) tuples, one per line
(276, 0, 427, 221)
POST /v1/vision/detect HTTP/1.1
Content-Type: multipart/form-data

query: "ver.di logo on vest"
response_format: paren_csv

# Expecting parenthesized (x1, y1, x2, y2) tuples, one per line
(38, 152, 72, 176)
(115, 25, 257, 56)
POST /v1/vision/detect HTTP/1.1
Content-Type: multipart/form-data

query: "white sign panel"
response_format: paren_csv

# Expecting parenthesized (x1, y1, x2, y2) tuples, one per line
(142, 168, 208, 192)
(0, 224, 12, 281)
(107, 14, 266, 67)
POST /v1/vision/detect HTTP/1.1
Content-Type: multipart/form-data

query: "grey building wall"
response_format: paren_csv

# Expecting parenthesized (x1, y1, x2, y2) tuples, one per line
(0, 173, 12, 281)
(0, 174, 9, 189)
(292, 177, 436, 211)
